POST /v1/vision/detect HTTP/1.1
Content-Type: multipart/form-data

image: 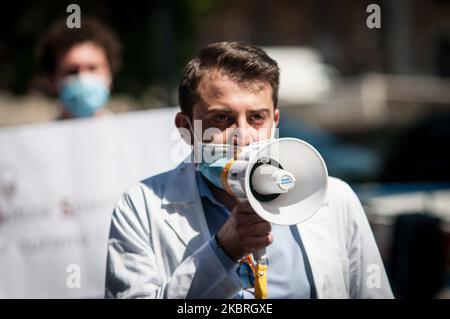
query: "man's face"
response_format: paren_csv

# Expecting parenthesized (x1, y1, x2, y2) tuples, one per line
(53, 41, 111, 85)
(191, 71, 279, 146)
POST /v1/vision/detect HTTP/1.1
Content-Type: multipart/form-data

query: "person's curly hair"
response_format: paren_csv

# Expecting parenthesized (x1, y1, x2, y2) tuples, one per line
(36, 17, 122, 76)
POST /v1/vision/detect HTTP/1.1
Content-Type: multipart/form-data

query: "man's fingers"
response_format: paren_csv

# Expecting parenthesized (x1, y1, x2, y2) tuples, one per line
(233, 200, 254, 215)
(221, 200, 274, 259)
(247, 233, 273, 250)
(234, 212, 265, 227)
(246, 221, 271, 237)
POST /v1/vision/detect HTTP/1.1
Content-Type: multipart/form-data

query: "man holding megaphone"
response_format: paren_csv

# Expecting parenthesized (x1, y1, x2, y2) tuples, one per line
(105, 42, 393, 299)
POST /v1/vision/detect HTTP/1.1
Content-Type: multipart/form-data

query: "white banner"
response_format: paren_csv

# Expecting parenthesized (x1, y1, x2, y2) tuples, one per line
(0, 108, 191, 298)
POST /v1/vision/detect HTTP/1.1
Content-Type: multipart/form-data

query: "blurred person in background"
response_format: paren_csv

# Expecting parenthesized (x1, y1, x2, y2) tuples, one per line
(35, 17, 122, 120)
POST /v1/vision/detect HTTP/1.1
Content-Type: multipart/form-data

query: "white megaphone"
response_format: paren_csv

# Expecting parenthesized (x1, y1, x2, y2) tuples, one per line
(199, 137, 328, 299)
(219, 138, 328, 268)
(221, 137, 328, 225)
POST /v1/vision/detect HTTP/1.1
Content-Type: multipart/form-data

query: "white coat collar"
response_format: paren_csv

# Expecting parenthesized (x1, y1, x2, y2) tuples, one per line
(159, 159, 211, 254)
(161, 159, 198, 205)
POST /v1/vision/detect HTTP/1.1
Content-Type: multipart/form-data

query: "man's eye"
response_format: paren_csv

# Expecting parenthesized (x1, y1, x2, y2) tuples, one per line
(250, 114, 266, 123)
(213, 114, 231, 122)
(64, 68, 79, 76)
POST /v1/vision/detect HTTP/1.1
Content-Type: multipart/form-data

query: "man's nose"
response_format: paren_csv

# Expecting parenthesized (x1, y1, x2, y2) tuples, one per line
(230, 122, 255, 146)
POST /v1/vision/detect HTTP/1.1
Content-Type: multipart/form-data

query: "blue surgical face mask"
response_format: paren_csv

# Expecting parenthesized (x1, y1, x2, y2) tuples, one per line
(58, 73, 110, 118)
(186, 117, 275, 190)
(198, 144, 241, 189)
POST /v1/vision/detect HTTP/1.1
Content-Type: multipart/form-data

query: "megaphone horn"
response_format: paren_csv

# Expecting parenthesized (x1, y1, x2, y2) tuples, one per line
(223, 138, 328, 226)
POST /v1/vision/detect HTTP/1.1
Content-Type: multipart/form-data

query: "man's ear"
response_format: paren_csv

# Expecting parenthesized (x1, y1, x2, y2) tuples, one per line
(175, 112, 187, 129)
(175, 112, 193, 145)
(274, 108, 280, 127)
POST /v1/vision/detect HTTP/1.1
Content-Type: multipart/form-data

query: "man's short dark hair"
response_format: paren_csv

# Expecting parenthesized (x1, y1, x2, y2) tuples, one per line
(37, 17, 122, 76)
(178, 41, 280, 118)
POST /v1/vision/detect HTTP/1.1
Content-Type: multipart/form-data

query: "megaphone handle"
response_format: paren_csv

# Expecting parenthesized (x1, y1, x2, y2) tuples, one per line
(253, 248, 267, 263)
(232, 194, 267, 298)
(253, 247, 268, 299)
